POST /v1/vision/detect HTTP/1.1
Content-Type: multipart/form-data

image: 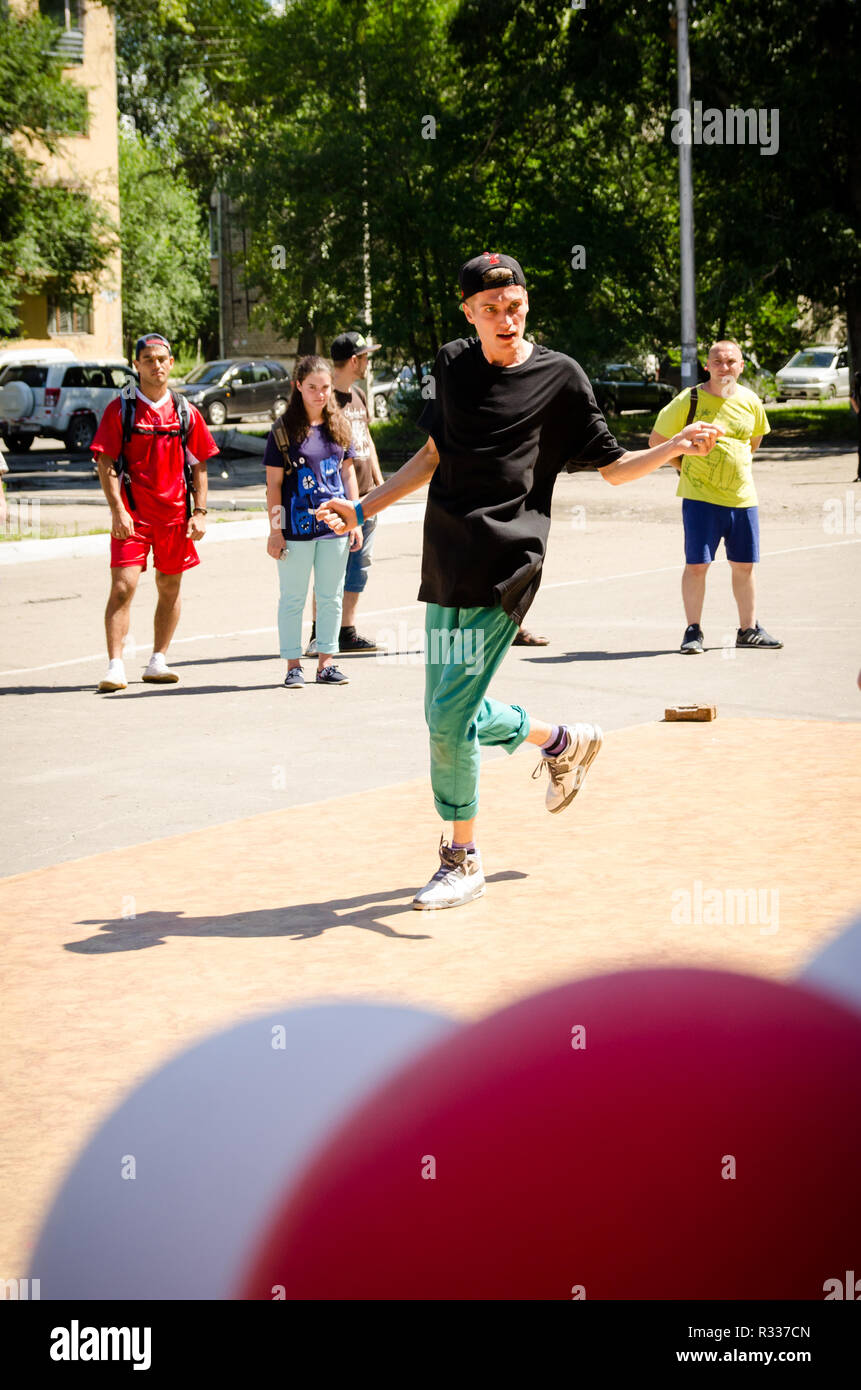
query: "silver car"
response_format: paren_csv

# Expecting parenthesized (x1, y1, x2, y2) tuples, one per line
(0, 359, 135, 452)
(775, 346, 850, 401)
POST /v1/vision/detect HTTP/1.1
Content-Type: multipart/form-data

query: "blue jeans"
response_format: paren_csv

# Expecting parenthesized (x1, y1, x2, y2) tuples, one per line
(344, 514, 378, 593)
(277, 536, 349, 658)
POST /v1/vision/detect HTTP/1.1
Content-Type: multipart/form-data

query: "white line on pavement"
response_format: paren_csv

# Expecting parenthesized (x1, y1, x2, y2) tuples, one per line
(0, 502, 429, 566)
(2, 537, 858, 678)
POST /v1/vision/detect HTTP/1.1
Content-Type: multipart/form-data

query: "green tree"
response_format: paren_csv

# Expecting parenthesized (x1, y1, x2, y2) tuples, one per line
(687, 0, 859, 367)
(117, 126, 214, 358)
(0, 9, 116, 337)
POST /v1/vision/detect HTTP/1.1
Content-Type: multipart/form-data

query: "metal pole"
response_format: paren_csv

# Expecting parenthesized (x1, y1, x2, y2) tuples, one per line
(677, 0, 698, 390)
(216, 189, 225, 360)
(358, 69, 372, 398)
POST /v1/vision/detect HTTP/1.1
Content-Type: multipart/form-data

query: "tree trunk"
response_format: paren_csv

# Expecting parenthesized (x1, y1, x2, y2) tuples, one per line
(846, 281, 860, 376)
(297, 321, 317, 357)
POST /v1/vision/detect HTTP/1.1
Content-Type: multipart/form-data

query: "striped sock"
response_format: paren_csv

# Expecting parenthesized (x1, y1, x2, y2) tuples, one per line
(541, 725, 569, 758)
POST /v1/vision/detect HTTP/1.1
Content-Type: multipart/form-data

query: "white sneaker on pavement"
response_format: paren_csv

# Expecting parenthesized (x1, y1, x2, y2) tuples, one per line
(98, 658, 127, 692)
(533, 723, 603, 813)
(412, 838, 486, 910)
(142, 652, 179, 684)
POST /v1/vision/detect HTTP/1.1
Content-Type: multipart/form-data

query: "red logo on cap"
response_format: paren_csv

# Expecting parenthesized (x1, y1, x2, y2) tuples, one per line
(483, 253, 500, 264)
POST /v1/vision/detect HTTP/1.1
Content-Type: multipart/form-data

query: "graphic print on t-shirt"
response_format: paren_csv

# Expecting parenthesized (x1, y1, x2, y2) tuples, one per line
(334, 385, 373, 493)
(261, 423, 356, 541)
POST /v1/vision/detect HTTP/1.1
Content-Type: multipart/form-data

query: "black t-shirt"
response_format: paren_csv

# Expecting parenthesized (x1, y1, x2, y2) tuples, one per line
(416, 337, 625, 622)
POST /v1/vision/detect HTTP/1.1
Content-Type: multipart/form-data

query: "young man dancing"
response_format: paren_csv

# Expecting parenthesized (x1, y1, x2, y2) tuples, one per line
(318, 253, 722, 910)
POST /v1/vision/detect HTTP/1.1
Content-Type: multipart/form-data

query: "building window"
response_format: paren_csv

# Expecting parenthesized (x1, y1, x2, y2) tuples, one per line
(40, 0, 85, 65)
(48, 296, 93, 335)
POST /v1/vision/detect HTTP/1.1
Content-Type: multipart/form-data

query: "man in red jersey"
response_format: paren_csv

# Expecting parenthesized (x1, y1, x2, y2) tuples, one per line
(91, 333, 219, 691)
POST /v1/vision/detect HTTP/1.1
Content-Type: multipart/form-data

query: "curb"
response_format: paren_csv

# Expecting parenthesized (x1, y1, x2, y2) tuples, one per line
(0, 502, 428, 565)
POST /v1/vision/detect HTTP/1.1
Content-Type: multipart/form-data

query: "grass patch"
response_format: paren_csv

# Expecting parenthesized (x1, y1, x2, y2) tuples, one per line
(373, 403, 855, 468)
(606, 402, 855, 446)
(1, 524, 111, 542)
(371, 418, 425, 464)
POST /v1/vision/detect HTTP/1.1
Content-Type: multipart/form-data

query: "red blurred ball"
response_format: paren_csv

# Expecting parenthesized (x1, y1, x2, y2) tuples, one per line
(240, 970, 861, 1299)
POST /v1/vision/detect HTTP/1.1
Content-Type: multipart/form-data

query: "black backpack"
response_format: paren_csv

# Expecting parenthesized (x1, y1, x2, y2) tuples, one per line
(116, 379, 196, 518)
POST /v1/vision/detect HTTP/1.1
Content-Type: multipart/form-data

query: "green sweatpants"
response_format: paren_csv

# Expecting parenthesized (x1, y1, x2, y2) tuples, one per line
(424, 602, 530, 822)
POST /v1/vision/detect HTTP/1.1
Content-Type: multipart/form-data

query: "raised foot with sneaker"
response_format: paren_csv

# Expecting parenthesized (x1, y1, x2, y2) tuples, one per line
(680, 623, 704, 654)
(533, 722, 603, 814)
(412, 837, 486, 910)
(142, 653, 179, 683)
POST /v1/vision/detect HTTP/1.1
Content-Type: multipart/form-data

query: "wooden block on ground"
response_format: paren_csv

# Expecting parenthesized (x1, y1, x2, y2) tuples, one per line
(664, 704, 717, 722)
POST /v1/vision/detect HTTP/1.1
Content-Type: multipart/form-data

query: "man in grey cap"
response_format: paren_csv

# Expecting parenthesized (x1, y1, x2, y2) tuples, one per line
(305, 330, 385, 654)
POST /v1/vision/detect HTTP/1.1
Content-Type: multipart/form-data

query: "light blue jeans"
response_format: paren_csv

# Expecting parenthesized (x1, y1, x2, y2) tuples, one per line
(277, 536, 350, 658)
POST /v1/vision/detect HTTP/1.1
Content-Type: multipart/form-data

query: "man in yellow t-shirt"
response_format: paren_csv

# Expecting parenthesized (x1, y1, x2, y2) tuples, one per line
(651, 339, 782, 653)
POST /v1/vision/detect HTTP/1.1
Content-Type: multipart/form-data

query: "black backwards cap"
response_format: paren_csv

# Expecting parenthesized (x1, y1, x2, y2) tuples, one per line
(458, 253, 526, 299)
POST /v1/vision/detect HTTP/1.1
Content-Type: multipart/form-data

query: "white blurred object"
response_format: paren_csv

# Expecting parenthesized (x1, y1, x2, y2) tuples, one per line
(799, 914, 861, 1013)
(31, 1001, 456, 1299)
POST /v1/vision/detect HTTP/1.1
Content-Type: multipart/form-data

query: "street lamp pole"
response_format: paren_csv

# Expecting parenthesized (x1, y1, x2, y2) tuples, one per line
(677, 0, 698, 390)
(358, 69, 372, 401)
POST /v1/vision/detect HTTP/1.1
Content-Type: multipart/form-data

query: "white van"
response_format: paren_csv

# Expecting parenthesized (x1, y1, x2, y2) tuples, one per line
(775, 346, 850, 401)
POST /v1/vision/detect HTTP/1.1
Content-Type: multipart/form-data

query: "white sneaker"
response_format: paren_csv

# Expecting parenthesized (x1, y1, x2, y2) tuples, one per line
(533, 723, 603, 814)
(98, 658, 127, 692)
(412, 838, 486, 910)
(142, 652, 179, 684)
(305, 635, 318, 656)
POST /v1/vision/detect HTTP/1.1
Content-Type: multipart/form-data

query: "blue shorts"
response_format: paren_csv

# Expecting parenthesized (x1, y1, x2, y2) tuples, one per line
(344, 513, 377, 593)
(682, 500, 760, 564)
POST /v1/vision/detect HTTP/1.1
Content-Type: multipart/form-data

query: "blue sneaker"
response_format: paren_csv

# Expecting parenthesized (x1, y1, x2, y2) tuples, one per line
(316, 664, 349, 685)
(283, 666, 305, 689)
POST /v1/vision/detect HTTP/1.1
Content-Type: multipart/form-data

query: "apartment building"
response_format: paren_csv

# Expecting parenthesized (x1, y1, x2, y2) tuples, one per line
(6, 0, 123, 360)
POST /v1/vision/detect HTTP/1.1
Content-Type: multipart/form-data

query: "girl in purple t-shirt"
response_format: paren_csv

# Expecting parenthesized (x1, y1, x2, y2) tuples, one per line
(264, 356, 361, 687)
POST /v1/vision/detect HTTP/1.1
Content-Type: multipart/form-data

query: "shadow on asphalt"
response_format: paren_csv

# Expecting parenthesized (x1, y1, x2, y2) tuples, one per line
(66, 873, 528, 952)
(523, 649, 683, 663)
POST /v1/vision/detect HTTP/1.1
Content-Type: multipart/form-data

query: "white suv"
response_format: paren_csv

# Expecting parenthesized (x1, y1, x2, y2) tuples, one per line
(0, 359, 135, 453)
(775, 346, 850, 402)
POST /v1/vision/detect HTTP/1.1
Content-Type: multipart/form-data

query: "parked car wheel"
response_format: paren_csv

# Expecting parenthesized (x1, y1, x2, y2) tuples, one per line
(600, 392, 618, 416)
(823, 385, 836, 400)
(271, 396, 288, 420)
(65, 413, 97, 453)
(206, 399, 228, 427)
(6, 432, 34, 452)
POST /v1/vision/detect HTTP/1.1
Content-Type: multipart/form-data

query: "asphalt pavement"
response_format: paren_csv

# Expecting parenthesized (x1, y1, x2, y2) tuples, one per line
(2, 445, 859, 876)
